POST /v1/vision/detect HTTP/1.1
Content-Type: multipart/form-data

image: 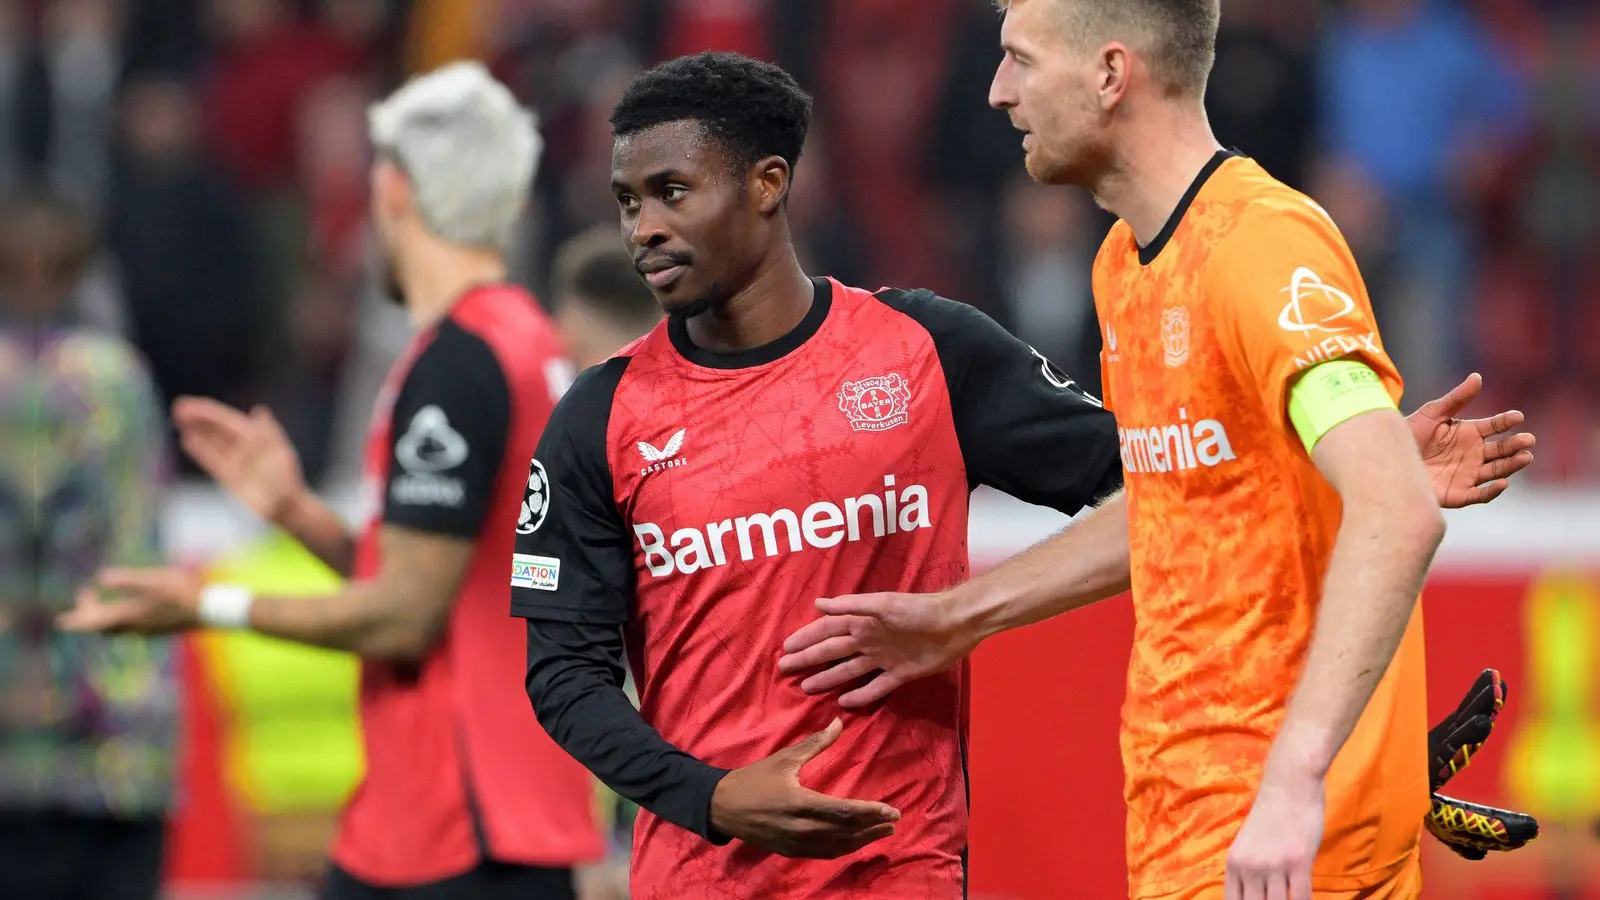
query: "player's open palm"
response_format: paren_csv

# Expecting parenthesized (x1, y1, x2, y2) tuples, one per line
(172, 396, 306, 523)
(1226, 775, 1325, 900)
(1407, 373, 1535, 509)
(778, 591, 974, 708)
(709, 718, 901, 859)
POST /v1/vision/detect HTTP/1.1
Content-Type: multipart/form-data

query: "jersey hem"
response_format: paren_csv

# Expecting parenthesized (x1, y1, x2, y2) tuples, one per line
(328, 845, 481, 890)
(1130, 844, 1419, 899)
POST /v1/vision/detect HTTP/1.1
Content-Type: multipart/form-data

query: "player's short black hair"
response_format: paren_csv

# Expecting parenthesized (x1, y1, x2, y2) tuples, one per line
(610, 51, 813, 173)
(550, 227, 661, 328)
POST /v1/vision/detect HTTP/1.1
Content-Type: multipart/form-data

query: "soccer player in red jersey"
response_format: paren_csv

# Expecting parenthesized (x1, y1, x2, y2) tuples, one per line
(512, 52, 1125, 899)
(59, 63, 602, 899)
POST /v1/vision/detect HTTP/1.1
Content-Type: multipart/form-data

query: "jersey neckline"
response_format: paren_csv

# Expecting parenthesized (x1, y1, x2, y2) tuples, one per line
(1137, 148, 1243, 267)
(666, 276, 832, 370)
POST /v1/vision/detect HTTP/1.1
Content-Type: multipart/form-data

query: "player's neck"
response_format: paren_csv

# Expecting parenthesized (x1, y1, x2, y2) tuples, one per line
(683, 247, 813, 353)
(399, 241, 507, 327)
(1095, 111, 1223, 249)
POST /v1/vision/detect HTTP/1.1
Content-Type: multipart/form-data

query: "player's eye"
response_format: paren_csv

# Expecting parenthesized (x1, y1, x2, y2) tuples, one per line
(662, 185, 688, 203)
(616, 193, 640, 214)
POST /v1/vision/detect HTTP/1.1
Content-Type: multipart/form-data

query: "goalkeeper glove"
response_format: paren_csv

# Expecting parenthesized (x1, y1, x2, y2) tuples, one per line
(1429, 667, 1505, 790)
(1427, 794, 1540, 860)
(1424, 668, 1540, 860)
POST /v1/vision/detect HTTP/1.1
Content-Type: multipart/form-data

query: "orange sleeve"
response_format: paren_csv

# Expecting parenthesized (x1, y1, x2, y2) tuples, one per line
(1211, 201, 1403, 434)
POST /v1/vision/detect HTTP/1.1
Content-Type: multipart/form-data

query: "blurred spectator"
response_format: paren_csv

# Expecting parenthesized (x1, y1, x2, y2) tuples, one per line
(997, 173, 1102, 397)
(105, 74, 258, 424)
(0, 0, 121, 213)
(0, 190, 175, 900)
(1207, 0, 1316, 190)
(201, 0, 369, 193)
(814, 0, 968, 299)
(0, 190, 124, 334)
(1314, 0, 1530, 399)
(269, 73, 381, 484)
(547, 225, 660, 371)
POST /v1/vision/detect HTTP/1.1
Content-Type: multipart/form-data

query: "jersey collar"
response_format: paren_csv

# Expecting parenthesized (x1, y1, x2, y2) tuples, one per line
(1137, 148, 1242, 267)
(667, 276, 832, 370)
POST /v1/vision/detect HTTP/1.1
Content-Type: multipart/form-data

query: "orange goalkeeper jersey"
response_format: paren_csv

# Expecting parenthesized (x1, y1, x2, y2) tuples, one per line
(1092, 153, 1431, 898)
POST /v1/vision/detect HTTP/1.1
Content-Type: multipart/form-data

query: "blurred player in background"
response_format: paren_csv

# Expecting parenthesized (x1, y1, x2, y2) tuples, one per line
(780, 2, 1540, 899)
(549, 225, 664, 371)
(60, 63, 603, 900)
(0, 192, 173, 900)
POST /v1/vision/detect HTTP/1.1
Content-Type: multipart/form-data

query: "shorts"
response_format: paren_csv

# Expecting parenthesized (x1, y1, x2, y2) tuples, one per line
(321, 859, 577, 900)
(0, 811, 167, 900)
(1141, 856, 1422, 900)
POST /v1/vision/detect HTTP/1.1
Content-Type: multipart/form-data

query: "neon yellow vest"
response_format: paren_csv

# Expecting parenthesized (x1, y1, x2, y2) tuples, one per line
(198, 531, 363, 815)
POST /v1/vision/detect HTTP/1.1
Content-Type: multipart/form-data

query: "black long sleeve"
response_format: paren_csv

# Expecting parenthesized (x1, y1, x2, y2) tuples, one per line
(524, 618, 730, 841)
(512, 357, 730, 842)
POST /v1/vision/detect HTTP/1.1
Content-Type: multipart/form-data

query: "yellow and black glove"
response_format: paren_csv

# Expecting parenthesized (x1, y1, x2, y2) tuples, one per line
(1424, 668, 1540, 859)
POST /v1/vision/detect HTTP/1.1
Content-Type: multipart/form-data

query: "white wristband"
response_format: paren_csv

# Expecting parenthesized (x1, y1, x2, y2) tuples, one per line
(198, 584, 255, 629)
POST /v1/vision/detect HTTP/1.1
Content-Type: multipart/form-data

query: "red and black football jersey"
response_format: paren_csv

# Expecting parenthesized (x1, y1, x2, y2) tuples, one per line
(512, 277, 1120, 899)
(333, 284, 601, 887)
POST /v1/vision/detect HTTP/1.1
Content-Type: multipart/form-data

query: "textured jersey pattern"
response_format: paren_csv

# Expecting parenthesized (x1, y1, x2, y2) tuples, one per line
(1093, 157, 1431, 897)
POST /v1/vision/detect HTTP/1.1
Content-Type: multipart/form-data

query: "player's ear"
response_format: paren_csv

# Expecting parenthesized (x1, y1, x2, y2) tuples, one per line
(1097, 42, 1132, 112)
(752, 155, 791, 216)
(372, 158, 414, 223)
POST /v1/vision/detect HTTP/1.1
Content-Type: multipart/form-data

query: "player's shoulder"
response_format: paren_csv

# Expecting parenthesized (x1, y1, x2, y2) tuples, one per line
(547, 354, 632, 435)
(449, 282, 559, 347)
(1213, 161, 1346, 251)
(869, 284, 1003, 337)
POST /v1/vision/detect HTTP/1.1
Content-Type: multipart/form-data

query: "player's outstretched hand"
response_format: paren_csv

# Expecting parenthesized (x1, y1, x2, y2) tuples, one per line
(172, 396, 307, 523)
(1429, 668, 1505, 791)
(778, 592, 975, 708)
(709, 718, 901, 859)
(56, 567, 204, 636)
(1406, 373, 1535, 509)
(1225, 771, 1324, 900)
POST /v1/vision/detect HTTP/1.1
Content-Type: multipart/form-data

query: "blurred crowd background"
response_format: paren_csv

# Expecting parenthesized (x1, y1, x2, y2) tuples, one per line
(1, 0, 1596, 486)
(1, 1, 1596, 899)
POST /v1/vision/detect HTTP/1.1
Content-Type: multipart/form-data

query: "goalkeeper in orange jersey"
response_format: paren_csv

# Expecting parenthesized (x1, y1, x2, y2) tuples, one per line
(778, 1, 1539, 897)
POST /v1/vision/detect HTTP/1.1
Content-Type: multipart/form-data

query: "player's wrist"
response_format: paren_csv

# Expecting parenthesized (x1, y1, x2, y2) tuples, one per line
(940, 582, 1012, 645)
(197, 583, 255, 629)
(1262, 727, 1336, 786)
(270, 484, 318, 531)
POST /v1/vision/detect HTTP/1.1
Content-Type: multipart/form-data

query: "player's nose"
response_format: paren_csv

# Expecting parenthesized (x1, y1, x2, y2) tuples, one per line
(629, 205, 671, 249)
(988, 59, 1017, 109)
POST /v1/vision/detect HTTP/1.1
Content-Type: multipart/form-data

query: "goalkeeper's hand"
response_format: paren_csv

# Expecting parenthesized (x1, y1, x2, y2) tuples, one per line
(1425, 668, 1540, 859)
(1429, 668, 1505, 791)
(1427, 794, 1540, 860)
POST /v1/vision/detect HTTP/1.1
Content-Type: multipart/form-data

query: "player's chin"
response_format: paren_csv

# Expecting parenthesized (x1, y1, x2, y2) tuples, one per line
(662, 294, 713, 320)
(1022, 150, 1080, 187)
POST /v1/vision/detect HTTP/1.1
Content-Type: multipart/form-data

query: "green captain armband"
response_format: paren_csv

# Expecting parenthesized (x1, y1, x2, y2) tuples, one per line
(1288, 359, 1397, 454)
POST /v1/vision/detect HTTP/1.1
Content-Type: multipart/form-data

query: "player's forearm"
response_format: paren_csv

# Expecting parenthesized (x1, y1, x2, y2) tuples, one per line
(274, 489, 357, 576)
(245, 583, 439, 660)
(526, 619, 731, 842)
(946, 491, 1131, 640)
(1266, 498, 1445, 782)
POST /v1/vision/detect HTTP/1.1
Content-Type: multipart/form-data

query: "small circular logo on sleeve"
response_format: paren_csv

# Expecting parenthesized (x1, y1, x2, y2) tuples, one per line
(518, 460, 551, 534)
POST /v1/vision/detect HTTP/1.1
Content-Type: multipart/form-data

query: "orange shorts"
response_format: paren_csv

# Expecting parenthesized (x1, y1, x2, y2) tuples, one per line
(1141, 857, 1422, 900)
